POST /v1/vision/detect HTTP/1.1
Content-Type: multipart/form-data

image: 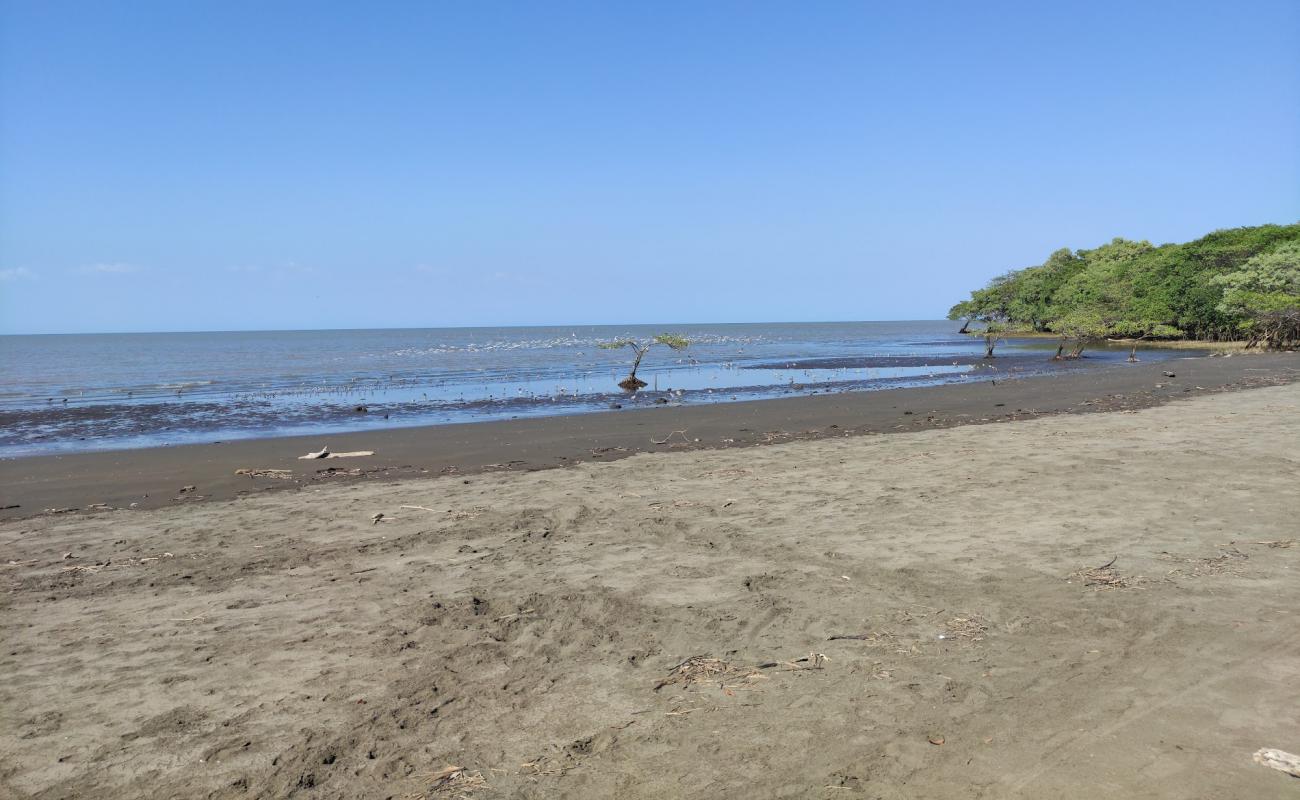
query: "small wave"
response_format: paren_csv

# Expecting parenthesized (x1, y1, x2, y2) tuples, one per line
(156, 381, 215, 389)
(379, 332, 770, 359)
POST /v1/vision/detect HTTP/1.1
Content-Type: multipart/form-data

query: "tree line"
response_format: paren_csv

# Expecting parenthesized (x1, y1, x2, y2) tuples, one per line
(948, 223, 1300, 352)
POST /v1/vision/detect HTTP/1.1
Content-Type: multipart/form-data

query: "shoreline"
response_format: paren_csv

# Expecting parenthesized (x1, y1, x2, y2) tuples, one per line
(2, 352, 1296, 520)
(3, 374, 1298, 798)
(988, 330, 1255, 351)
(0, 324, 1201, 461)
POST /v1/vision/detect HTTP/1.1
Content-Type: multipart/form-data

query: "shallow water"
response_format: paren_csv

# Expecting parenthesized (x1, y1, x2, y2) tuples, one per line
(0, 322, 1187, 456)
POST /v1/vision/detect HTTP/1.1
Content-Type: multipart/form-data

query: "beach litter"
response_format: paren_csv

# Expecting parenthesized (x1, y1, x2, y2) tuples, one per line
(1253, 748, 1300, 778)
(650, 429, 695, 445)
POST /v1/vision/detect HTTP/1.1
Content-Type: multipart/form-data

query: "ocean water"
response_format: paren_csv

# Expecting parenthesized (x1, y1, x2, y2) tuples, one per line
(0, 321, 1182, 457)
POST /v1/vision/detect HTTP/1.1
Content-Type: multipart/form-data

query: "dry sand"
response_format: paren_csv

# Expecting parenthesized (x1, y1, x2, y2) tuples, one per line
(2, 383, 1299, 798)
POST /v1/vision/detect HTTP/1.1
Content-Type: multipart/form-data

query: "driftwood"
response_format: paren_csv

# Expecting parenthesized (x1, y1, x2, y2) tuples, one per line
(298, 445, 375, 460)
(1254, 748, 1300, 778)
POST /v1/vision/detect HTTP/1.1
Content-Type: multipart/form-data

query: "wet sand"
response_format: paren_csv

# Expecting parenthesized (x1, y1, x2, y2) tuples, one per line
(1, 357, 1299, 798)
(2, 353, 1297, 520)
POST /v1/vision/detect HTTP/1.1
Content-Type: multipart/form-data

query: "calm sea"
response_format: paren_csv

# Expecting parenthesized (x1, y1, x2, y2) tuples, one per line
(0, 321, 1178, 457)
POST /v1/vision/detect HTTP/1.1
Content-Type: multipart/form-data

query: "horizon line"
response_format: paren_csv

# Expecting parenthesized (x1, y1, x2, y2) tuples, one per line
(0, 317, 951, 338)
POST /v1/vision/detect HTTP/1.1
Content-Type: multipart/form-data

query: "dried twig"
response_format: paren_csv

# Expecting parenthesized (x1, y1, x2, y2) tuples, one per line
(428, 765, 488, 794)
(234, 468, 293, 478)
(1069, 558, 1136, 589)
(654, 655, 750, 690)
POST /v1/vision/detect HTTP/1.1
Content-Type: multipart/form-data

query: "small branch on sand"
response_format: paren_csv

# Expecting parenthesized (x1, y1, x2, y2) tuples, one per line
(235, 468, 294, 478)
(755, 653, 829, 670)
(400, 505, 438, 512)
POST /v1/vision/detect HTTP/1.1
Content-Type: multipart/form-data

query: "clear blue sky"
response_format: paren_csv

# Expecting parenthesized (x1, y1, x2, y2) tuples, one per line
(1, 0, 1297, 334)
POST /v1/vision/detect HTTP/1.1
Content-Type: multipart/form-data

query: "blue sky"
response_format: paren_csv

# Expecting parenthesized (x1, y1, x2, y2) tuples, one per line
(1, 1, 1297, 334)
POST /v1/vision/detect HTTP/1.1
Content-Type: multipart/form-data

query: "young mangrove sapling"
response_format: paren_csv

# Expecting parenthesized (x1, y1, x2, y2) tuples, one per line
(600, 334, 690, 391)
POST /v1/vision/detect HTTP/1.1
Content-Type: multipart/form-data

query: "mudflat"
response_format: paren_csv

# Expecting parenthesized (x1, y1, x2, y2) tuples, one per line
(3, 374, 1299, 797)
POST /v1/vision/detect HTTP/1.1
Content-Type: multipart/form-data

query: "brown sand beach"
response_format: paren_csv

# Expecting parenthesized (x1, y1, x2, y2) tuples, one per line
(2, 355, 1299, 798)
(2, 359, 1300, 800)
(5, 1, 1298, 796)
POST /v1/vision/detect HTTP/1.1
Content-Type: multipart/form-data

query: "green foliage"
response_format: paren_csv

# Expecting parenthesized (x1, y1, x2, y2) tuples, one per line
(1211, 241, 1300, 348)
(600, 333, 691, 389)
(950, 223, 1300, 344)
(598, 334, 690, 353)
(652, 333, 690, 350)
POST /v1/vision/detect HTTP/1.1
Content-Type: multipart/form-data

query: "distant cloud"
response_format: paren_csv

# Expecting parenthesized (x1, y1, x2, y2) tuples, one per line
(226, 262, 315, 278)
(0, 267, 36, 281)
(78, 262, 141, 275)
(414, 264, 534, 286)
